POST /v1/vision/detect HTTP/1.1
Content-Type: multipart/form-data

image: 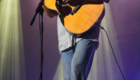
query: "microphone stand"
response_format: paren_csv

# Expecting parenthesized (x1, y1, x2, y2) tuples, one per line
(30, 2, 44, 80)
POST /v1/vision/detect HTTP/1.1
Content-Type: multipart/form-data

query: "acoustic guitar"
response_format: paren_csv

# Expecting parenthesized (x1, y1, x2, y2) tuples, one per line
(44, 0, 104, 34)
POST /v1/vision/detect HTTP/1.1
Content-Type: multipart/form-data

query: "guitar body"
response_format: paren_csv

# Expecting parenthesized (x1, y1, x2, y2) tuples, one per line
(44, 0, 104, 34)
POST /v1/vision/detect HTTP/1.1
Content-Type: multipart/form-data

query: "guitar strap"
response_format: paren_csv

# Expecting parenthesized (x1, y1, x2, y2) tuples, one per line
(71, 1, 83, 15)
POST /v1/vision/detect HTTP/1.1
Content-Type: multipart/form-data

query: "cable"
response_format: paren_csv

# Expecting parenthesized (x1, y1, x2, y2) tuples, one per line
(99, 26, 126, 80)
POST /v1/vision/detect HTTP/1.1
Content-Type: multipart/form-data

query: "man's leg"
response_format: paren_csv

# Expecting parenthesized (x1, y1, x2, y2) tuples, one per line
(61, 48, 74, 80)
(71, 39, 97, 80)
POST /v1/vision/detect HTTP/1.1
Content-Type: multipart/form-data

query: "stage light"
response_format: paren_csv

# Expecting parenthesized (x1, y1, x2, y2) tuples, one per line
(0, 0, 26, 80)
(87, 3, 123, 80)
(53, 60, 63, 80)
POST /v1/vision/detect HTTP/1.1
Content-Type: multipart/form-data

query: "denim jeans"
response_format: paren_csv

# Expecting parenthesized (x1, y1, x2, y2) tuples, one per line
(61, 39, 97, 80)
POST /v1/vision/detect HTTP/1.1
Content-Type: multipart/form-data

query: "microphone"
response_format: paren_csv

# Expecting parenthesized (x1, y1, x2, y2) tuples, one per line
(30, 1, 44, 26)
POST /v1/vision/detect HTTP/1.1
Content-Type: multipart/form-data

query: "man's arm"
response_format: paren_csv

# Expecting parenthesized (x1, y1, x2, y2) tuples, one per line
(63, 0, 103, 5)
(40, 0, 56, 18)
(42, 5, 56, 18)
(63, 0, 104, 2)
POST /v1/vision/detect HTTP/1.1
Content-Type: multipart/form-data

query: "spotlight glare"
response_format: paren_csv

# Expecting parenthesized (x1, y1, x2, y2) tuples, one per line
(0, 0, 26, 80)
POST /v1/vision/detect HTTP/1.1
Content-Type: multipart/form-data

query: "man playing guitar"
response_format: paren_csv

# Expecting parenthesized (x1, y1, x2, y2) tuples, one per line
(40, 0, 105, 80)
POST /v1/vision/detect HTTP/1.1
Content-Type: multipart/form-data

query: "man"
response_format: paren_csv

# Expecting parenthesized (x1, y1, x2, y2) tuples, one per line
(41, 0, 105, 80)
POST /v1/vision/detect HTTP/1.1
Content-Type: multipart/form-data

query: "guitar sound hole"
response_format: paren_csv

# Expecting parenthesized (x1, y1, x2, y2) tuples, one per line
(56, 0, 72, 16)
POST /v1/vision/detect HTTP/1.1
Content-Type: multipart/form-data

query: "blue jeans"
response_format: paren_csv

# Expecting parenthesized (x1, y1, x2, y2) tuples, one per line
(61, 39, 97, 80)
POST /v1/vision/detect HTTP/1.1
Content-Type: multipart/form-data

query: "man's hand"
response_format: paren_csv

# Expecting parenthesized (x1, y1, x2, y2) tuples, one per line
(63, 0, 68, 3)
(63, 0, 74, 3)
